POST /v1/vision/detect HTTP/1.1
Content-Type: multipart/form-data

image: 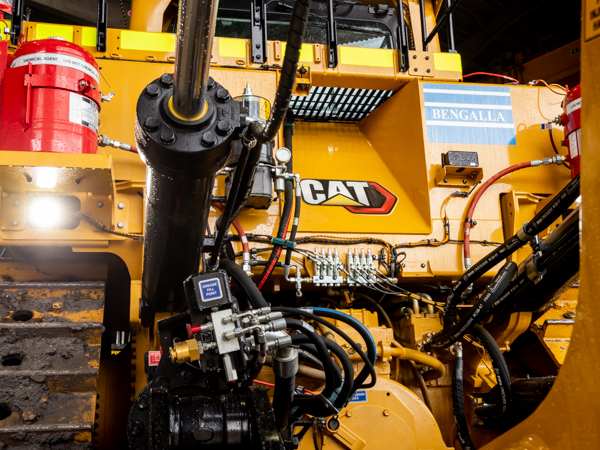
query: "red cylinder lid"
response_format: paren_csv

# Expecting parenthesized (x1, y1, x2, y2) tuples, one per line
(10, 38, 100, 83)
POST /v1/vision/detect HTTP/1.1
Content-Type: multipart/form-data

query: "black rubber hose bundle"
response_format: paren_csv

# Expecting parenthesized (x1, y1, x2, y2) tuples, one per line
(292, 334, 355, 408)
(441, 174, 580, 333)
(218, 259, 268, 308)
(430, 261, 517, 349)
(273, 374, 295, 430)
(257, 180, 295, 289)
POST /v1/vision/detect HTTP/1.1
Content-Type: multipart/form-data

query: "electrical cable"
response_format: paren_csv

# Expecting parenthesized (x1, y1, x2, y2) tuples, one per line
(463, 72, 520, 84)
(76, 212, 144, 241)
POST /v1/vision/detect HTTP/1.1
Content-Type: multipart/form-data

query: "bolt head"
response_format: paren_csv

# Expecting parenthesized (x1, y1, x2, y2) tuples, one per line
(215, 88, 230, 103)
(427, 69, 431, 73)
(413, 54, 417, 59)
(346, 410, 352, 417)
(159, 128, 176, 144)
(118, 202, 125, 209)
(383, 409, 390, 416)
(12, 219, 19, 226)
(201, 131, 217, 147)
(117, 222, 125, 229)
(425, 56, 430, 60)
(160, 73, 173, 87)
(462, 179, 467, 184)
(135, 394, 149, 411)
(181, 370, 193, 382)
(216, 120, 231, 136)
(207, 77, 216, 90)
(145, 84, 160, 98)
(443, 178, 448, 183)
(96, 201, 104, 208)
(128, 420, 144, 437)
(421, 263, 426, 268)
(143, 116, 160, 132)
(414, 67, 418, 72)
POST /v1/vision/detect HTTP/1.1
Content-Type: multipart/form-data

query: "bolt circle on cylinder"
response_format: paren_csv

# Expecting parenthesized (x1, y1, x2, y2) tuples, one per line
(144, 117, 160, 132)
(207, 77, 216, 90)
(128, 420, 144, 437)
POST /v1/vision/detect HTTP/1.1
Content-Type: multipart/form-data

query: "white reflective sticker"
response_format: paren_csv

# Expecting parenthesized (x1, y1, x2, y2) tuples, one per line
(11, 52, 99, 83)
(69, 92, 99, 134)
(566, 98, 582, 115)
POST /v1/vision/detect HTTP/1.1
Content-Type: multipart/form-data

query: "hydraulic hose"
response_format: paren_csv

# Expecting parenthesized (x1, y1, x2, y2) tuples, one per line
(273, 374, 295, 429)
(257, 180, 294, 289)
(252, 0, 312, 145)
(430, 261, 517, 349)
(409, 360, 433, 413)
(463, 161, 532, 269)
(273, 307, 377, 391)
(296, 342, 343, 388)
(471, 325, 512, 419)
(390, 340, 446, 379)
(218, 259, 268, 308)
(212, 202, 249, 254)
(443, 174, 580, 331)
(294, 336, 355, 408)
(285, 319, 336, 398)
(285, 181, 302, 266)
(452, 345, 476, 450)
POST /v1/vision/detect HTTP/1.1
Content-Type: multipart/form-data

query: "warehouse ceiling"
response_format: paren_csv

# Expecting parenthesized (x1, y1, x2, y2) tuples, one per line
(22, 0, 581, 77)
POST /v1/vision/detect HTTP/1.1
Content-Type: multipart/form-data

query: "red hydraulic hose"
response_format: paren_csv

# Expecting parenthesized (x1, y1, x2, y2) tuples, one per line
(257, 210, 292, 290)
(212, 202, 249, 254)
(463, 162, 532, 268)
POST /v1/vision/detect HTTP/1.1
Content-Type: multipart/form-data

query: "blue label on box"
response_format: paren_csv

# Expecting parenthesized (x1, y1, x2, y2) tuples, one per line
(423, 83, 516, 146)
(349, 390, 368, 403)
(199, 278, 223, 302)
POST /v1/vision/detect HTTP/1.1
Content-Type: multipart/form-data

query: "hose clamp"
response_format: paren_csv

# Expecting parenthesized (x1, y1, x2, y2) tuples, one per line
(516, 223, 533, 242)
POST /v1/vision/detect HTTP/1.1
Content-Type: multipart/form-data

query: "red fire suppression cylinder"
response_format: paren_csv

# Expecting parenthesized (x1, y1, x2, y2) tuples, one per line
(562, 84, 581, 178)
(0, 37, 101, 154)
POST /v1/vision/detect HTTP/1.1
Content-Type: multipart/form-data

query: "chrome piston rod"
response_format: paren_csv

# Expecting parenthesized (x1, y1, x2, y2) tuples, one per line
(172, 0, 219, 118)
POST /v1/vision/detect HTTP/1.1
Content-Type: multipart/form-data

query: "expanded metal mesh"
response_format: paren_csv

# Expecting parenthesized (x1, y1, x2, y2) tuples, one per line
(289, 86, 394, 122)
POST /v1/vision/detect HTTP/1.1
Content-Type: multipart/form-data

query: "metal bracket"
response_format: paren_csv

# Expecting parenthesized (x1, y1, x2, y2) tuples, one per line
(250, 0, 267, 64)
(10, 0, 23, 45)
(327, 0, 338, 68)
(396, 0, 410, 72)
(96, 0, 108, 52)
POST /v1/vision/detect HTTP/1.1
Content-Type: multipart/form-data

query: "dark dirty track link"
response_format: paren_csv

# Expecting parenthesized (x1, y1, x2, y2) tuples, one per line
(0, 282, 105, 449)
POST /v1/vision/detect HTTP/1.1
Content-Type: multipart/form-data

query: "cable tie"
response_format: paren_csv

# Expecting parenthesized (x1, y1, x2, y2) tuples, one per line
(271, 237, 296, 248)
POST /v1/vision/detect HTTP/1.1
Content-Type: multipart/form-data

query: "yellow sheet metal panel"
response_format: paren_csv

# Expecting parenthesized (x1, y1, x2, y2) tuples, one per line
(218, 38, 247, 58)
(120, 30, 176, 52)
(433, 52, 462, 73)
(340, 47, 395, 68)
(35, 23, 75, 42)
(81, 27, 97, 47)
(281, 42, 314, 63)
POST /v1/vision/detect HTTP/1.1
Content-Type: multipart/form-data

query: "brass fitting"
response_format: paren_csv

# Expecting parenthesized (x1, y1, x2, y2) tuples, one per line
(169, 338, 201, 364)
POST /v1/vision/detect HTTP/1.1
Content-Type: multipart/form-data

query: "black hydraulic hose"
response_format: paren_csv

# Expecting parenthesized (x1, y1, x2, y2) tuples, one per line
(218, 259, 268, 308)
(443, 174, 580, 330)
(208, 131, 253, 269)
(409, 360, 433, 413)
(274, 374, 295, 429)
(273, 307, 377, 390)
(430, 261, 517, 349)
(293, 335, 355, 408)
(471, 325, 512, 419)
(285, 319, 336, 398)
(252, 0, 312, 145)
(297, 342, 343, 387)
(257, 180, 294, 289)
(452, 345, 476, 450)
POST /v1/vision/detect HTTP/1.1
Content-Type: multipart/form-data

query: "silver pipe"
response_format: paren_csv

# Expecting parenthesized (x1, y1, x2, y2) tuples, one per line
(172, 0, 219, 118)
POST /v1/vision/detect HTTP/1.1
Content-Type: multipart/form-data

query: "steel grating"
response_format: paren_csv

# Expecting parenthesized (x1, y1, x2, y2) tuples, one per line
(0, 281, 105, 449)
(289, 86, 394, 122)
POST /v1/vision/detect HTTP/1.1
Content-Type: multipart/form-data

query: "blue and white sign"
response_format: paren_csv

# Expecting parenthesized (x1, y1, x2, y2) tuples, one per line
(423, 83, 516, 146)
(199, 278, 223, 302)
(349, 390, 368, 403)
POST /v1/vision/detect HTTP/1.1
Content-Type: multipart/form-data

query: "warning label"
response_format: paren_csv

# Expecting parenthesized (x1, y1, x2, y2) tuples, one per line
(69, 92, 99, 133)
(585, 0, 600, 41)
(10, 52, 100, 82)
